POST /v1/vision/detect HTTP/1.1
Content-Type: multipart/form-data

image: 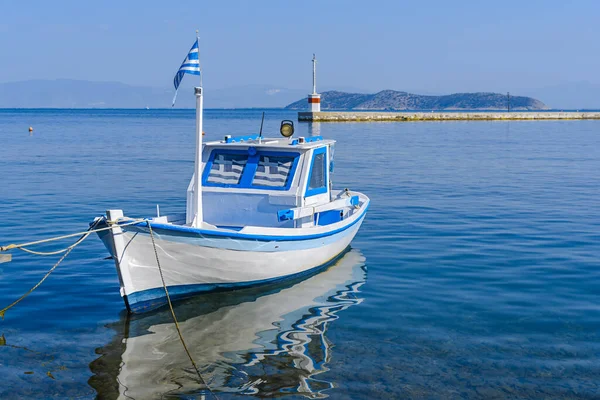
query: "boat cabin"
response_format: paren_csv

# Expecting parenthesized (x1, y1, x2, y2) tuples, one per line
(185, 134, 338, 229)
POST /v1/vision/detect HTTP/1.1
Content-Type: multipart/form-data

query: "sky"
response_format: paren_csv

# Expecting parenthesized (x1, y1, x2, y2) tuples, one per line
(1, 0, 600, 95)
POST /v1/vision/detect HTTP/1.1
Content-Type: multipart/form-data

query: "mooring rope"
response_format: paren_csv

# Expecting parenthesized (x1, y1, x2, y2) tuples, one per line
(0, 217, 218, 397)
(0, 218, 106, 318)
(146, 221, 217, 399)
(0, 218, 146, 254)
(16, 224, 98, 256)
(0, 243, 76, 320)
(0, 218, 147, 317)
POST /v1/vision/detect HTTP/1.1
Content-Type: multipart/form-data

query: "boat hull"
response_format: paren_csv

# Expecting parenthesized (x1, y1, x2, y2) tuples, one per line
(89, 249, 367, 398)
(99, 211, 366, 313)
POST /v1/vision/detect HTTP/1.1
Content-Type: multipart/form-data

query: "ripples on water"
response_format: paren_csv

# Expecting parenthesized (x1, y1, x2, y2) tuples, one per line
(0, 109, 599, 398)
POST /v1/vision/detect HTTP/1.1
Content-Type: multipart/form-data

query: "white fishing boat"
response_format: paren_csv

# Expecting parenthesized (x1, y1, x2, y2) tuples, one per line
(89, 249, 367, 398)
(94, 40, 369, 313)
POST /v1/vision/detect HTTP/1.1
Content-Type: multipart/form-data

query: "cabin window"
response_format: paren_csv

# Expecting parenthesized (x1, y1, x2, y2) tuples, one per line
(252, 155, 295, 188)
(206, 153, 248, 185)
(305, 147, 328, 197)
(203, 149, 300, 190)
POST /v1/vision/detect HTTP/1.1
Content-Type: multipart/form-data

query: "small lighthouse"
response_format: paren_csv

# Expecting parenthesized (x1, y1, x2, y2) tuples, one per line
(308, 54, 321, 112)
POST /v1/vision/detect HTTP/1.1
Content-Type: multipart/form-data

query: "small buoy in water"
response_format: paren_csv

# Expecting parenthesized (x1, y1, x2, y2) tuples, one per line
(202, 131, 205, 136)
(28, 126, 33, 132)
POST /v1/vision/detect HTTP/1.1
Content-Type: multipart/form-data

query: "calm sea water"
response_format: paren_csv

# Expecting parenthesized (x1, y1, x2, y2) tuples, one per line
(0, 109, 599, 399)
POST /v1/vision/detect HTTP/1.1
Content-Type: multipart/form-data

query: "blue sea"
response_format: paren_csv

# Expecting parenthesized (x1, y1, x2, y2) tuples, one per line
(1, 109, 599, 399)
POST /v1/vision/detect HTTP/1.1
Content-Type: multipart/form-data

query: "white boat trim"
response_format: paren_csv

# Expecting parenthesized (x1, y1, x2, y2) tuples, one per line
(120, 192, 369, 242)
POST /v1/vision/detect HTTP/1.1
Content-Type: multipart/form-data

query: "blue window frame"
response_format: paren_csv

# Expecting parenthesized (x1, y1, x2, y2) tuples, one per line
(202, 148, 300, 191)
(305, 146, 328, 197)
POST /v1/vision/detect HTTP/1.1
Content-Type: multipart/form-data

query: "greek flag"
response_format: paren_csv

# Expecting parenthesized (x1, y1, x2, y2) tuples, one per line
(172, 39, 200, 106)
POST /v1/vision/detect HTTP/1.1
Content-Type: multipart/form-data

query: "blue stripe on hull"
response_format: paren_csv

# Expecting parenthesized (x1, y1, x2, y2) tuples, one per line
(124, 200, 369, 242)
(123, 216, 361, 253)
(126, 247, 351, 314)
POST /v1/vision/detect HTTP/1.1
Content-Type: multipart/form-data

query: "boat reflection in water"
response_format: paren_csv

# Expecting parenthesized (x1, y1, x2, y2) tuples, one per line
(89, 249, 367, 399)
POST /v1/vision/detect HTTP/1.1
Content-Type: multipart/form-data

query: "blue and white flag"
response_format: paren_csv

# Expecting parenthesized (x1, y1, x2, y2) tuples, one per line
(172, 39, 201, 106)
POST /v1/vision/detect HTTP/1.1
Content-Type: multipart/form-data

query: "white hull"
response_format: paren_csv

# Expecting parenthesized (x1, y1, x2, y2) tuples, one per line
(99, 196, 368, 312)
(90, 249, 367, 398)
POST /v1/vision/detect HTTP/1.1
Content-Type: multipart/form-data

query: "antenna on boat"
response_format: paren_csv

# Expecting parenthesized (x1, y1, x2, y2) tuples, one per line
(259, 111, 265, 143)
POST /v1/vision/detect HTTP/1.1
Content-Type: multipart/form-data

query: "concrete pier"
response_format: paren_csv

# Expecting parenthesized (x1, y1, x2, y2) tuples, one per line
(298, 111, 600, 122)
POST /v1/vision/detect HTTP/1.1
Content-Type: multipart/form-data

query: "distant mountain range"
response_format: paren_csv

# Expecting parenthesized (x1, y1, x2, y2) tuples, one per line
(0, 80, 171, 109)
(2, 79, 600, 109)
(0, 80, 307, 109)
(286, 90, 548, 111)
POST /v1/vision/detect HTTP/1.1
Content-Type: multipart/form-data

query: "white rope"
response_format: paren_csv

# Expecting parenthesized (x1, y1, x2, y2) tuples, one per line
(0, 218, 146, 255)
(0, 218, 108, 318)
(1, 216, 219, 398)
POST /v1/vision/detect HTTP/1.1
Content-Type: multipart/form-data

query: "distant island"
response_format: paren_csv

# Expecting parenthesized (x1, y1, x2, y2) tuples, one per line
(285, 90, 548, 111)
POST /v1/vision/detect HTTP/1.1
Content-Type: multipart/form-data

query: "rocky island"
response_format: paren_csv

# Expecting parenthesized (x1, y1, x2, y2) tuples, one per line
(286, 90, 548, 111)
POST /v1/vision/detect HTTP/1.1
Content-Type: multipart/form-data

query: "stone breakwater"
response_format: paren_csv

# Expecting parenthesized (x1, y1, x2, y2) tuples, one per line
(298, 111, 600, 122)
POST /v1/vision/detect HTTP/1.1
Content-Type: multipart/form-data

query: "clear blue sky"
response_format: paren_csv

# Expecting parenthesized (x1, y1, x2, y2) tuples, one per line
(1, 0, 599, 94)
